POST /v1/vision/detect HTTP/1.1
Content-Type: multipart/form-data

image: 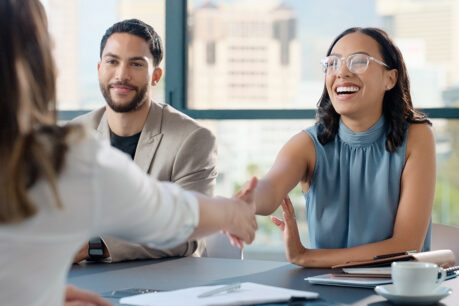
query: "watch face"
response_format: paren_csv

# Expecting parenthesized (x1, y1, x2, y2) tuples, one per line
(88, 237, 105, 259)
(89, 248, 104, 256)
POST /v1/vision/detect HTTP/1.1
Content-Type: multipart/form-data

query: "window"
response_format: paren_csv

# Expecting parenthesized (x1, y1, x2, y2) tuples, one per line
(201, 119, 314, 260)
(43, 0, 166, 111)
(53, 0, 459, 260)
(206, 41, 216, 65)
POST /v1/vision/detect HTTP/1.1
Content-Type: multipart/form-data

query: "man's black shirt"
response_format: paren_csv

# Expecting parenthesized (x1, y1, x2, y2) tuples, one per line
(109, 130, 141, 160)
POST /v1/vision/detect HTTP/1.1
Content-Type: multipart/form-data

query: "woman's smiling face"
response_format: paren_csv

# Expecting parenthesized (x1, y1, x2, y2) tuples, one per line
(325, 32, 396, 124)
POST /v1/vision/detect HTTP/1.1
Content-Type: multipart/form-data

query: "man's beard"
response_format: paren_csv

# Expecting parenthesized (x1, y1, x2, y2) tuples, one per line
(100, 81, 149, 113)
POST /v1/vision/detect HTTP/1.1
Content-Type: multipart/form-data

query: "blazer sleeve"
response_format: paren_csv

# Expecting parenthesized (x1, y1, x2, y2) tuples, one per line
(171, 126, 218, 196)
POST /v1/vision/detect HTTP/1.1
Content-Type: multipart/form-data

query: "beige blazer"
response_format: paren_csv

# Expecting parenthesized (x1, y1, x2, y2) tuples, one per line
(73, 101, 217, 262)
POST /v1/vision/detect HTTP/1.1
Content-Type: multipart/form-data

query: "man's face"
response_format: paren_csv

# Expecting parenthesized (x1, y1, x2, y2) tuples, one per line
(98, 33, 156, 113)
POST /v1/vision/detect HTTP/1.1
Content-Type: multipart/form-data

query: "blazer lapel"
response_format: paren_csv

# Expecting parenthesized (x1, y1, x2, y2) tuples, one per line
(133, 102, 164, 173)
(96, 111, 111, 142)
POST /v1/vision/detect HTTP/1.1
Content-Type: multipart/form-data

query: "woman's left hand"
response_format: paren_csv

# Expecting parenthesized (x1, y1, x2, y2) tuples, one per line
(271, 196, 306, 265)
(64, 285, 112, 306)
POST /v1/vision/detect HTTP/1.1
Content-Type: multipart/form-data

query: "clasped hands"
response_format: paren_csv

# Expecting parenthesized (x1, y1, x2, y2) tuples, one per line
(222, 177, 259, 249)
(231, 178, 308, 265)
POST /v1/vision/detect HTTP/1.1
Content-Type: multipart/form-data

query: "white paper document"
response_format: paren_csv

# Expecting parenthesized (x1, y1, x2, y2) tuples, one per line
(120, 282, 319, 306)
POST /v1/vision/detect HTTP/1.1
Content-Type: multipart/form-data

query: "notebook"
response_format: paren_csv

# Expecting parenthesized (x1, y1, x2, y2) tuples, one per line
(340, 267, 392, 278)
(307, 250, 457, 288)
(306, 274, 392, 288)
(332, 249, 456, 269)
(338, 265, 459, 279)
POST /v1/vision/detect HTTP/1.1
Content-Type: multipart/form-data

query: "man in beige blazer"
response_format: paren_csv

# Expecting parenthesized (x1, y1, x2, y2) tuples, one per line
(72, 19, 217, 262)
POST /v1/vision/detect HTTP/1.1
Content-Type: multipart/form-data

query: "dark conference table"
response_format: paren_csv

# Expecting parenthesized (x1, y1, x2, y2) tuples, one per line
(68, 257, 459, 305)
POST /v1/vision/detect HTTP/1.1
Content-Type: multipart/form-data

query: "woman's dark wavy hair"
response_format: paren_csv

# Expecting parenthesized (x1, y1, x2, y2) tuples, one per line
(316, 27, 431, 152)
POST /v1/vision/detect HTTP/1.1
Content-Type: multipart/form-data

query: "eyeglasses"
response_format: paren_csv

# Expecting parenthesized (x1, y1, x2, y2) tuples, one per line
(320, 53, 389, 76)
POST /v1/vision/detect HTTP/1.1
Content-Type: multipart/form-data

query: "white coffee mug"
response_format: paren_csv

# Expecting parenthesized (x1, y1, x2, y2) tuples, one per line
(391, 261, 446, 295)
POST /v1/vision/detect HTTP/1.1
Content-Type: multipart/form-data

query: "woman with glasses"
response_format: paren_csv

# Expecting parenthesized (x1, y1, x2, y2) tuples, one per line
(242, 27, 435, 267)
(0, 0, 258, 305)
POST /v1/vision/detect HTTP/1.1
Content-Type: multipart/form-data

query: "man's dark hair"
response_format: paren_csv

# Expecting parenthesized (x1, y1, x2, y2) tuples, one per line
(100, 19, 163, 67)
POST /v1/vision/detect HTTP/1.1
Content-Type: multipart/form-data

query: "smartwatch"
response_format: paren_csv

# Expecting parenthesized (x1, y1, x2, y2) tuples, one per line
(88, 237, 106, 260)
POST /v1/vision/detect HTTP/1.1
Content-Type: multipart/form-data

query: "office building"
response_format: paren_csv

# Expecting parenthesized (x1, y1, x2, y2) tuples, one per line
(377, 0, 459, 87)
(46, 0, 80, 109)
(188, 1, 301, 109)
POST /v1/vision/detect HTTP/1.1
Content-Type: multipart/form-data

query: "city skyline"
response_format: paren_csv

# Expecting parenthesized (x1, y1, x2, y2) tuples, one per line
(44, 0, 459, 110)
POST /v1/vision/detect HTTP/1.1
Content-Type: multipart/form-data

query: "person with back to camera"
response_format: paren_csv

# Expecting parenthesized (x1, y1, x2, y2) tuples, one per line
(239, 27, 435, 268)
(0, 0, 257, 305)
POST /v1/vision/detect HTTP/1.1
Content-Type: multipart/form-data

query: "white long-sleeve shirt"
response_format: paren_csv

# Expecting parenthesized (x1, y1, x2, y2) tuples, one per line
(0, 133, 199, 306)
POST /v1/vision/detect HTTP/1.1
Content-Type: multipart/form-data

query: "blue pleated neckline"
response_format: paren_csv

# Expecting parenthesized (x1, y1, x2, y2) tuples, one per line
(338, 116, 386, 145)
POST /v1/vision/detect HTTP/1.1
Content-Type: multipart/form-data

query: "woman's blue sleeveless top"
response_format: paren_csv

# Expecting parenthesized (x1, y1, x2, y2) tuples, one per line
(304, 116, 430, 251)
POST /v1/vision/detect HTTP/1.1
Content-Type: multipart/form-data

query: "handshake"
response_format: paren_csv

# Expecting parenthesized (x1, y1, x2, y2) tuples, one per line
(192, 177, 259, 250)
(221, 177, 259, 249)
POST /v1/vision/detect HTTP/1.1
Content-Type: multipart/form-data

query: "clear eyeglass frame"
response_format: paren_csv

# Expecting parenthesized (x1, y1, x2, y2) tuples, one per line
(320, 53, 389, 76)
